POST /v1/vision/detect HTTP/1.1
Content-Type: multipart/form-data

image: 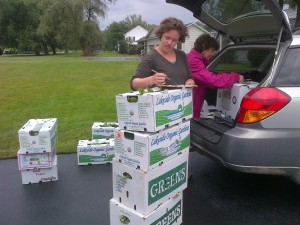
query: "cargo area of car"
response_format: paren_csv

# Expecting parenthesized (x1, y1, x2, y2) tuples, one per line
(191, 45, 277, 146)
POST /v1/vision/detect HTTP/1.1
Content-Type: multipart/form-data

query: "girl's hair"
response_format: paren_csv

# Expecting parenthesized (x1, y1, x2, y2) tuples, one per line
(194, 34, 219, 52)
(155, 17, 189, 43)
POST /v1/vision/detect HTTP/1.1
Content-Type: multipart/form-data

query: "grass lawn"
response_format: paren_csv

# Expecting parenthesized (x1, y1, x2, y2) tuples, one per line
(0, 52, 140, 159)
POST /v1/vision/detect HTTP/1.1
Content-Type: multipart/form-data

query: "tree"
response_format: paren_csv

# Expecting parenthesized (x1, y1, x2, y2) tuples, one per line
(80, 21, 103, 55)
(104, 21, 129, 51)
(0, 0, 117, 55)
(123, 14, 153, 30)
(104, 14, 151, 53)
(82, 0, 116, 21)
(0, 0, 43, 55)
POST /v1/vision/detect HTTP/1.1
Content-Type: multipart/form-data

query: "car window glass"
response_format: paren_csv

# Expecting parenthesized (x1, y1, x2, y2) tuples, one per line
(202, 0, 268, 24)
(274, 48, 300, 86)
(214, 48, 275, 73)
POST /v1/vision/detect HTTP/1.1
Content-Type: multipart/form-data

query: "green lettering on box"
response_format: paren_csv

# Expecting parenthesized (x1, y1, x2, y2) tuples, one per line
(150, 199, 182, 225)
(148, 162, 187, 205)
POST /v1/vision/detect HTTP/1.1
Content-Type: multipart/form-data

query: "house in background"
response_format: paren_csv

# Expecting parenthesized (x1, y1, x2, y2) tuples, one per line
(138, 23, 210, 55)
(124, 25, 149, 46)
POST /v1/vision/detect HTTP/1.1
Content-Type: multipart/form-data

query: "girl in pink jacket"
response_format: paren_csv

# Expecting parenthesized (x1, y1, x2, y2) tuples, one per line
(187, 34, 244, 118)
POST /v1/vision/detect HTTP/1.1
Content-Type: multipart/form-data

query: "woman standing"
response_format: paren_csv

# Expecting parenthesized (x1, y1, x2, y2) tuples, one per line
(130, 17, 194, 90)
(187, 34, 244, 118)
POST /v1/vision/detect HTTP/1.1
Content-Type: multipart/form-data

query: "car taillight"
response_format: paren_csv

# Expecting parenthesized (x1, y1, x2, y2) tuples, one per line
(237, 87, 291, 124)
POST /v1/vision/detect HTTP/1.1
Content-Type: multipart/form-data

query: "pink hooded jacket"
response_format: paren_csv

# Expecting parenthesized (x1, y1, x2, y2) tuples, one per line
(187, 48, 240, 118)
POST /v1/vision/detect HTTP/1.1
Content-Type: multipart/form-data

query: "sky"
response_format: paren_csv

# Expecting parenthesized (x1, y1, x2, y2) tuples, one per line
(99, 0, 197, 30)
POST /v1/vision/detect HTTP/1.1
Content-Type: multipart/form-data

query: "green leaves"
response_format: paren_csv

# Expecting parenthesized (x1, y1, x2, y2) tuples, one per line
(138, 88, 154, 95)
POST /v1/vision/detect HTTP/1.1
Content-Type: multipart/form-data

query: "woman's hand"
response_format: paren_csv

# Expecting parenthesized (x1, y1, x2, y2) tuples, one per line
(151, 72, 167, 85)
(239, 75, 245, 83)
(185, 79, 195, 86)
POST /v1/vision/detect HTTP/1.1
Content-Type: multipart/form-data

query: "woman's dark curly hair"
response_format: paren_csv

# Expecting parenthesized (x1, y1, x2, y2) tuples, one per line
(155, 17, 189, 43)
(194, 34, 219, 53)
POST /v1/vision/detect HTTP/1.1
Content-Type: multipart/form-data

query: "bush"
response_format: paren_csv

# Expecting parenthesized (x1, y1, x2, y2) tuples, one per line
(128, 46, 137, 55)
(3, 48, 18, 54)
(136, 45, 144, 55)
(118, 40, 128, 54)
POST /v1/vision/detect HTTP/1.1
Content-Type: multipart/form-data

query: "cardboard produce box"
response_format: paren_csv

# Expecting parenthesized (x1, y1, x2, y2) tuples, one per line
(112, 151, 188, 215)
(17, 148, 56, 170)
(92, 122, 118, 139)
(21, 155, 58, 184)
(216, 81, 259, 119)
(77, 139, 115, 165)
(116, 88, 192, 132)
(110, 192, 183, 225)
(114, 120, 190, 171)
(18, 118, 58, 153)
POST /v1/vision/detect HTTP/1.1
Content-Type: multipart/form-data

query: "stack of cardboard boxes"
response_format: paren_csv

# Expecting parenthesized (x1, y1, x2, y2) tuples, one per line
(17, 118, 58, 184)
(76, 122, 118, 165)
(110, 88, 193, 225)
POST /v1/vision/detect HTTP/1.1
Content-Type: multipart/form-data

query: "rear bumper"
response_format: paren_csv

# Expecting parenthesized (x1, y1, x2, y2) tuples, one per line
(190, 119, 300, 177)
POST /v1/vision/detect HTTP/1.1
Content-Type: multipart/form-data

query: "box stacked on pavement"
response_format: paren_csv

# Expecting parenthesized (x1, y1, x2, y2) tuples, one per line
(112, 151, 188, 215)
(116, 88, 192, 132)
(110, 87, 192, 224)
(20, 155, 58, 184)
(113, 120, 190, 171)
(77, 138, 115, 165)
(92, 122, 118, 139)
(110, 192, 183, 225)
(17, 118, 58, 184)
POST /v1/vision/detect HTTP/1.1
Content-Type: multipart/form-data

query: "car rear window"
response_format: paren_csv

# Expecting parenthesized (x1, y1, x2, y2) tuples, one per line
(214, 48, 275, 73)
(274, 47, 300, 86)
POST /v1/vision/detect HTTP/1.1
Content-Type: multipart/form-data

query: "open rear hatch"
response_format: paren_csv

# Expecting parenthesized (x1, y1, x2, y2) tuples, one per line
(166, 0, 292, 43)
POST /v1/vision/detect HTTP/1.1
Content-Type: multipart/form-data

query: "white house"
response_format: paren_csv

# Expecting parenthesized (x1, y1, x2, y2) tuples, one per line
(138, 23, 210, 54)
(182, 23, 211, 53)
(124, 25, 149, 46)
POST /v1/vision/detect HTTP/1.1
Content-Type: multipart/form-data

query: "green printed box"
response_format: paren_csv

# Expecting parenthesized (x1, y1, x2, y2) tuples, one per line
(112, 151, 188, 215)
(114, 120, 190, 171)
(77, 139, 115, 165)
(18, 118, 58, 154)
(116, 88, 192, 132)
(92, 122, 118, 139)
(110, 192, 183, 224)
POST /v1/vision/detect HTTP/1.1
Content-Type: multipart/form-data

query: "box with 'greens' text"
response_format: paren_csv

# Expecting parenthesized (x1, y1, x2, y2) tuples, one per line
(116, 88, 192, 132)
(114, 120, 190, 171)
(77, 139, 115, 165)
(110, 192, 183, 224)
(112, 151, 188, 215)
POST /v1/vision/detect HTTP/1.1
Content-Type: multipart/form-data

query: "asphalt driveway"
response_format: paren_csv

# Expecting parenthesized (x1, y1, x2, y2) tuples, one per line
(1, 152, 300, 225)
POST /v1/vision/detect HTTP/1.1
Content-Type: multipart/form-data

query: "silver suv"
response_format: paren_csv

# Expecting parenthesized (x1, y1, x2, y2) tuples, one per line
(167, 0, 300, 184)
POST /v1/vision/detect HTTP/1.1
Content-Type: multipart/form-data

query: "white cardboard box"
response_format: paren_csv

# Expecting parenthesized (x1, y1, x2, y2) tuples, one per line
(18, 118, 58, 153)
(21, 155, 58, 184)
(17, 148, 56, 170)
(116, 88, 192, 132)
(112, 151, 188, 215)
(77, 139, 115, 165)
(114, 120, 190, 171)
(110, 192, 183, 225)
(216, 81, 259, 119)
(92, 122, 118, 139)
